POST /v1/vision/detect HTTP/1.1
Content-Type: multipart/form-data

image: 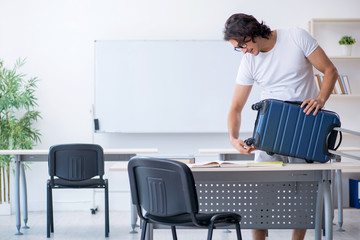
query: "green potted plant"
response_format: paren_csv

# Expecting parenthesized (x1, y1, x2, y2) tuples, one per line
(0, 58, 41, 214)
(338, 35, 356, 56)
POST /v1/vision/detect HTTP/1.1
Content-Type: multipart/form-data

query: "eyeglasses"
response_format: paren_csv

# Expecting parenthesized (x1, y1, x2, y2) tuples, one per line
(234, 43, 247, 52)
(234, 36, 249, 52)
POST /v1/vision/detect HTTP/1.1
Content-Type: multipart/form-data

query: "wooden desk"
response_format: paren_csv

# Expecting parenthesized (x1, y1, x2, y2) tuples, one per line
(110, 161, 360, 240)
(0, 148, 158, 235)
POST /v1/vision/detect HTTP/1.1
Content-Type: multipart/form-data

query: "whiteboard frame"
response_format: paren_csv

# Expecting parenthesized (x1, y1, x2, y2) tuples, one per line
(94, 40, 260, 133)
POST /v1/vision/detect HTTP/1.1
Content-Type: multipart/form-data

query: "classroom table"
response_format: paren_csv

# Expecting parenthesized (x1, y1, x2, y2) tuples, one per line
(110, 161, 360, 240)
(198, 147, 360, 232)
(0, 148, 158, 235)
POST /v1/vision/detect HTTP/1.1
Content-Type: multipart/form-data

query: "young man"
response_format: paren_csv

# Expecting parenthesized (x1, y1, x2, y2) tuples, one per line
(223, 13, 338, 240)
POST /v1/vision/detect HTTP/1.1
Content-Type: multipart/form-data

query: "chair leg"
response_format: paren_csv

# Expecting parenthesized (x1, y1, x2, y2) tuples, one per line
(46, 182, 53, 238)
(50, 186, 54, 233)
(46, 182, 50, 238)
(140, 220, 148, 240)
(207, 223, 215, 240)
(235, 222, 242, 240)
(171, 226, 178, 240)
(105, 182, 109, 237)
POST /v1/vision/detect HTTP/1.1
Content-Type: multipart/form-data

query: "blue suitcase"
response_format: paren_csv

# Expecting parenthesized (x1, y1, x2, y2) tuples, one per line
(244, 99, 341, 163)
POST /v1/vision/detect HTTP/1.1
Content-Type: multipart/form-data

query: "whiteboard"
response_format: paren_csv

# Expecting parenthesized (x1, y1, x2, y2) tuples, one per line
(94, 40, 260, 133)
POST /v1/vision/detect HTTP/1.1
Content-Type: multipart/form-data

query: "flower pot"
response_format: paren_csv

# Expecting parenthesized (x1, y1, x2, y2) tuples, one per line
(341, 45, 352, 56)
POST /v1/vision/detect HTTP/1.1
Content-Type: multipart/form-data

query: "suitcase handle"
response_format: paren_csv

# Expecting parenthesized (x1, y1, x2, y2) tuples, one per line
(334, 127, 360, 136)
(284, 100, 303, 105)
(331, 130, 342, 151)
(328, 127, 360, 160)
(325, 127, 342, 154)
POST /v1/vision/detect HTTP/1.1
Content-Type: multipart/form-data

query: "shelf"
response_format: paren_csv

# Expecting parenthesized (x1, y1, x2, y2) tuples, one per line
(329, 56, 360, 60)
(308, 18, 360, 58)
(310, 18, 360, 135)
(310, 19, 360, 23)
(329, 94, 360, 99)
(309, 19, 360, 35)
(338, 147, 360, 152)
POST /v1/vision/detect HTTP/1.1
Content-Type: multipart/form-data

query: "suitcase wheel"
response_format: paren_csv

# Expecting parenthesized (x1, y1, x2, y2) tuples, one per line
(266, 151, 274, 156)
(91, 207, 98, 214)
(305, 159, 314, 163)
(244, 138, 254, 146)
(251, 102, 263, 111)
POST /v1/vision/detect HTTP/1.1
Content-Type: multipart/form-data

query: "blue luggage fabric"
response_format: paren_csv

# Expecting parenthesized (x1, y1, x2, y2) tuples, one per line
(245, 99, 341, 163)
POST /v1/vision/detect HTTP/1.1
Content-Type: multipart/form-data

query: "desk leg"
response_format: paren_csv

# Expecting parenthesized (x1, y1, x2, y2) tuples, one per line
(336, 170, 344, 232)
(315, 180, 324, 240)
(324, 180, 333, 240)
(330, 170, 335, 225)
(14, 155, 23, 235)
(145, 223, 153, 240)
(20, 162, 29, 229)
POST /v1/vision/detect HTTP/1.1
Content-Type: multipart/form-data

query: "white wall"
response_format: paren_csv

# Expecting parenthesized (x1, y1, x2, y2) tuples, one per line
(1, 0, 360, 212)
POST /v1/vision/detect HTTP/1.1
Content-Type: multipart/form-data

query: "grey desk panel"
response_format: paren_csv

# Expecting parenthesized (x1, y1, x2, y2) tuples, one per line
(193, 170, 324, 182)
(20, 155, 47, 162)
(19, 154, 134, 162)
(104, 154, 135, 161)
(193, 171, 323, 230)
(221, 153, 255, 161)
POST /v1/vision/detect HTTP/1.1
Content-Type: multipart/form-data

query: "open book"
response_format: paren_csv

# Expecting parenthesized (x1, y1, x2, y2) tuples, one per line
(190, 160, 283, 168)
(190, 160, 248, 168)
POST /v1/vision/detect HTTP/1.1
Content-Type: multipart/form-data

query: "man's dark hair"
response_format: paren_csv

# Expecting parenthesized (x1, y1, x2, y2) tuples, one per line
(223, 13, 272, 46)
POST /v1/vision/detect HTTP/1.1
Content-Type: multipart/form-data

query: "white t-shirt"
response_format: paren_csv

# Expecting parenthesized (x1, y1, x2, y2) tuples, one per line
(236, 27, 319, 163)
(236, 27, 319, 101)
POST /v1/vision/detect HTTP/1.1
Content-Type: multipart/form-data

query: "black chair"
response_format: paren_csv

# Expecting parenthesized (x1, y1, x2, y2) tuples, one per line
(127, 157, 242, 240)
(47, 144, 109, 238)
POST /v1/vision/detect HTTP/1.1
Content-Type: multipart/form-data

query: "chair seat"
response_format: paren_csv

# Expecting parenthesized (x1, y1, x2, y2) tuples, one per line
(52, 178, 106, 188)
(145, 212, 241, 227)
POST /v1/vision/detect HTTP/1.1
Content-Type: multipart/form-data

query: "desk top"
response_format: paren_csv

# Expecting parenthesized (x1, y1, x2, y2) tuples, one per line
(109, 161, 360, 172)
(0, 148, 158, 155)
(198, 147, 360, 154)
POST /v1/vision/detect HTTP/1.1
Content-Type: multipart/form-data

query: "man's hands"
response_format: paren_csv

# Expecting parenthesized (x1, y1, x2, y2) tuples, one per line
(301, 98, 325, 116)
(230, 137, 256, 154)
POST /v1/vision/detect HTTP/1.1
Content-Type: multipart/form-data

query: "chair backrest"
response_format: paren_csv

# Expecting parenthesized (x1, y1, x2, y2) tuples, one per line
(48, 144, 104, 181)
(128, 157, 199, 217)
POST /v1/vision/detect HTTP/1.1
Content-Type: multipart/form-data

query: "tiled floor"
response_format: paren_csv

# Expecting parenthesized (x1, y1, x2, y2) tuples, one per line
(1, 209, 360, 240)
